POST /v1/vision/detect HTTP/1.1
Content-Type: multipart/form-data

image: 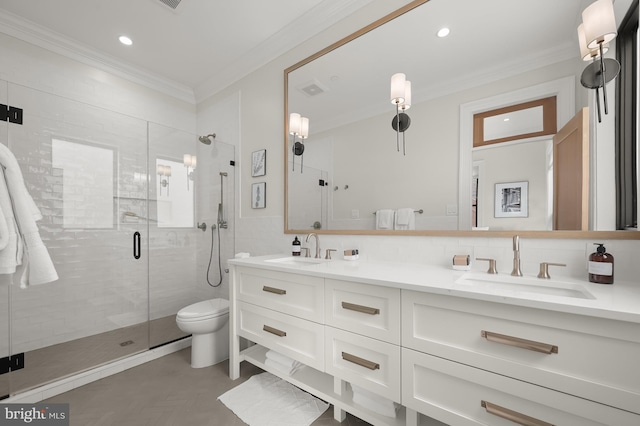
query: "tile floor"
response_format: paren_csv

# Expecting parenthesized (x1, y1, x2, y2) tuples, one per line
(44, 347, 371, 426)
(10, 316, 185, 394)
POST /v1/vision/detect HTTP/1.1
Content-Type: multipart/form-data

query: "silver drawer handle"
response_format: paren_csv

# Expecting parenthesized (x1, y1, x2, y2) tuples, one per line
(341, 301, 380, 315)
(263, 285, 286, 295)
(481, 330, 558, 354)
(263, 325, 286, 337)
(481, 400, 555, 426)
(341, 351, 380, 370)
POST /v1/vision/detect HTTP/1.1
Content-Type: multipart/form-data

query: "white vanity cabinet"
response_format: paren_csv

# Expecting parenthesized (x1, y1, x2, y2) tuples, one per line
(402, 291, 640, 425)
(324, 279, 402, 402)
(229, 258, 640, 426)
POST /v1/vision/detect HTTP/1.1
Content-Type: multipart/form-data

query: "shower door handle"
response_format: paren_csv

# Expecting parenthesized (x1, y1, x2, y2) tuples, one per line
(133, 232, 141, 260)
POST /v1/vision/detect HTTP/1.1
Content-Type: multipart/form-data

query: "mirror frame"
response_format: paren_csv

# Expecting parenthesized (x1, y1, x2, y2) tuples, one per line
(283, 0, 639, 240)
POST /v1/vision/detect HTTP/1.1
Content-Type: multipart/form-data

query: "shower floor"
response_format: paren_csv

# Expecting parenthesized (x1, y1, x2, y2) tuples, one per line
(9, 315, 187, 395)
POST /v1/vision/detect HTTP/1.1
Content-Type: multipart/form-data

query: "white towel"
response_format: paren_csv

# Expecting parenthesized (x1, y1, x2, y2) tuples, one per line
(351, 384, 399, 418)
(375, 209, 395, 230)
(0, 144, 58, 287)
(265, 349, 300, 369)
(264, 358, 304, 376)
(394, 208, 415, 230)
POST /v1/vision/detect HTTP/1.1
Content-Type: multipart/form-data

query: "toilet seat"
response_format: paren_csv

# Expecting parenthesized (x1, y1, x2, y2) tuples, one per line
(177, 299, 229, 322)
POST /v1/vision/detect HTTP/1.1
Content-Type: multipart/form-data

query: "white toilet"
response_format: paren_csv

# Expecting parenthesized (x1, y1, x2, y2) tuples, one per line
(176, 298, 230, 368)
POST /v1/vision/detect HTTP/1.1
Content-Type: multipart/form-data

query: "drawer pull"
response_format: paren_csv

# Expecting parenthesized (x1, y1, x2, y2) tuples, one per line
(341, 352, 380, 370)
(263, 325, 287, 337)
(481, 400, 555, 426)
(341, 302, 380, 315)
(481, 330, 558, 354)
(263, 285, 286, 295)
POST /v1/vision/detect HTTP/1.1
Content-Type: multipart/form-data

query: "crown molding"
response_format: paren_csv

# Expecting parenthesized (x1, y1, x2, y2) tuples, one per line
(0, 9, 196, 104)
(193, 0, 374, 103)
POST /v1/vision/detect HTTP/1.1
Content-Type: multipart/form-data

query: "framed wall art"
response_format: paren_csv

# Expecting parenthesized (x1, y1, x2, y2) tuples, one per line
(252, 182, 266, 209)
(495, 181, 528, 218)
(252, 149, 266, 177)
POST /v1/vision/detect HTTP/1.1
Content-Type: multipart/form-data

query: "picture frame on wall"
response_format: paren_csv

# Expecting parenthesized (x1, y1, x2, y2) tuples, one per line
(251, 149, 266, 177)
(495, 181, 528, 218)
(252, 182, 266, 209)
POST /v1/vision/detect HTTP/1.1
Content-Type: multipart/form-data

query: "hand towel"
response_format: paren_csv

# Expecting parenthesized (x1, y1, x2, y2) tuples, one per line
(351, 384, 399, 418)
(375, 209, 395, 230)
(394, 208, 415, 230)
(0, 144, 58, 287)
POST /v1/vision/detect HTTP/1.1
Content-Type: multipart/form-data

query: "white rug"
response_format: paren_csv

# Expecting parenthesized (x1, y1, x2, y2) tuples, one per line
(218, 372, 329, 426)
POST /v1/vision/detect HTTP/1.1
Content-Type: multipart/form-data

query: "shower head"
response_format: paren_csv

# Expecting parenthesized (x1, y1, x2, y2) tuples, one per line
(198, 133, 216, 145)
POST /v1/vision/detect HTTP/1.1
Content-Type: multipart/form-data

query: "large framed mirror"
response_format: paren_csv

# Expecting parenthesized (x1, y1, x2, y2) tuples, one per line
(285, 0, 638, 238)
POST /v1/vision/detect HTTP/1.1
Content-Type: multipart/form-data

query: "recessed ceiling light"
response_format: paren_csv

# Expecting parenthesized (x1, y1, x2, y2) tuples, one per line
(118, 35, 133, 46)
(436, 27, 450, 38)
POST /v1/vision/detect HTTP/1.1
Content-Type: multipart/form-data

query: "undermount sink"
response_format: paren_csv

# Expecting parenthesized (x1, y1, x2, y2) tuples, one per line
(264, 256, 327, 266)
(454, 273, 595, 300)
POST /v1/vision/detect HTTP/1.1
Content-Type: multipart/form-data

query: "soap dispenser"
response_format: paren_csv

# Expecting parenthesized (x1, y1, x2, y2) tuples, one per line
(292, 236, 301, 256)
(588, 243, 614, 284)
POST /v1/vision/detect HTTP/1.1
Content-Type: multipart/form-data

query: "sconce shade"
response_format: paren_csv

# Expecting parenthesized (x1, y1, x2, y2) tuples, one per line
(164, 165, 172, 177)
(578, 24, 608, 60)
(183, 154, 193, 167)
(300, 116, 309, 139)
(191, 156, 197, 168)
(401, 80, 412, 110)
(289, 113, 301, 135)
(390, 73, 406, 104)
(582, 0, 617, 49)
(157, 164, 164, 175)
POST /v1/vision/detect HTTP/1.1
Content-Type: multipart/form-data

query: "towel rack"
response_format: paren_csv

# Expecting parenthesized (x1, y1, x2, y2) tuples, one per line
(373, 209, 423, 215)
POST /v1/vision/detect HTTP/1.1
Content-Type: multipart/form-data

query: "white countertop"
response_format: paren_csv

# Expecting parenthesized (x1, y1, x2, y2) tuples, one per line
(229, 254, 640, 324)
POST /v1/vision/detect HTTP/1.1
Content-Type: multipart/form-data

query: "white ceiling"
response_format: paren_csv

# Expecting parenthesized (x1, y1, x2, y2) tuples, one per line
(0, 0, 374, 103)
(0, 0, 633, 107)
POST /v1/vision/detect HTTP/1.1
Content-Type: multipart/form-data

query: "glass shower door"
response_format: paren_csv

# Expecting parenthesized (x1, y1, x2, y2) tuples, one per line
(6, 84, 149, 395)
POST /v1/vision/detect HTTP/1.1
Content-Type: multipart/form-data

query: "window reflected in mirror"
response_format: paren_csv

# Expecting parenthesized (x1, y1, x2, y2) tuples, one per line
(155, 158, 194, 228)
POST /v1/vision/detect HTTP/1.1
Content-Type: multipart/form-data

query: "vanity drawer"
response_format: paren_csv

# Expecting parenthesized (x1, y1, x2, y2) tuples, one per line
(325, 326, 401, 402)
(402, 290, 640, 414)
(402, 348, 639, 426)
(236, 266, 324, 322)
(237, 301, 324, 371)
(325, 279, 400, 344)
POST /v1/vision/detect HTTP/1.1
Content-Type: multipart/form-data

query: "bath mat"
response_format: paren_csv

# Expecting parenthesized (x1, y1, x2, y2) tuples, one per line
(218, 372, 329, 426)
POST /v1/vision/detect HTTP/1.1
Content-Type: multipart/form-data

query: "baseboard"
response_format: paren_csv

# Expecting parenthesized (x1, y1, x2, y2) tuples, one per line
(1, 337, 192, 403)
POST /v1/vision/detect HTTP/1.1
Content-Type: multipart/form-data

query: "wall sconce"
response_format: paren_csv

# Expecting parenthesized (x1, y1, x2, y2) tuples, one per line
(183, 154, 196, 190)
(289, 112, 310, 172)
(390, 73, 412, 155)
(157, 164, 171, 196)
(578, 0, 620, 123)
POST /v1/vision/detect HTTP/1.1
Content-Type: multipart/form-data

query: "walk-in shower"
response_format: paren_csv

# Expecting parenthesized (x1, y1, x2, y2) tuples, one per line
(0, 85, 235, 398)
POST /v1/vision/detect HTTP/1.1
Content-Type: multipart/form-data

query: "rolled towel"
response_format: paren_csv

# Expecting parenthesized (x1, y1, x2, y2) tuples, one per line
(351, 384, 399, 418)
(264, 358, 303, 376)
(375, 209, 394, 230)
(265, 349, 301, 370)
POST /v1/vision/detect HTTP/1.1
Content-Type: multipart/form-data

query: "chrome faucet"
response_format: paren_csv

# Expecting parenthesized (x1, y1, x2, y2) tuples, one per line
(305, 233, 321, 259)
(511, 235, 523, 276)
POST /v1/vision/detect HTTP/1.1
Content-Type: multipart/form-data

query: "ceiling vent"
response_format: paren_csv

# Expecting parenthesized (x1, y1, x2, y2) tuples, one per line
(297, 79, 329, 97)
(158, 0, 182, 10)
